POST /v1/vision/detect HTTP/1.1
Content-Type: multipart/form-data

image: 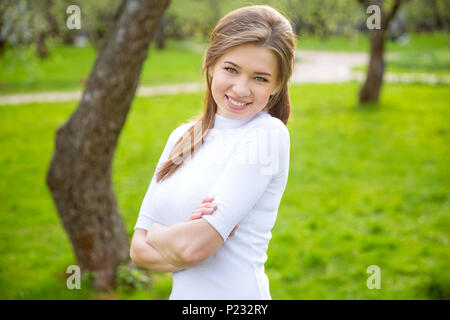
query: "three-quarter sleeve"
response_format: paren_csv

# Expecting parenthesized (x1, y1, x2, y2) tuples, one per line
(134, 123, 191, 231)
(202, 122, 290, 241)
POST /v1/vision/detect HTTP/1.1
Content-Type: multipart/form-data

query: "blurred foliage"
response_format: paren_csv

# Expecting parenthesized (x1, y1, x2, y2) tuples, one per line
(0, 0, 118, 56)
(1, 0, 448, 58)
(403, 0, 449, 32)
(116, 263, 152, 294)
(163, 0, 449, 41)
(162, 0, 363, 40)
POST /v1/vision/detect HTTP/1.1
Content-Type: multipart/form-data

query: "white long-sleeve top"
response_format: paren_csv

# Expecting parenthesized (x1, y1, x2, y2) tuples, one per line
(134, 110, 290, 300)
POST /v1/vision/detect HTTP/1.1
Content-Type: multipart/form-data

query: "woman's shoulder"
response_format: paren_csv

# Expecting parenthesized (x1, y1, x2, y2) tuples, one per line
(247, 111, 290, 140)
(168, 120, 197, 141)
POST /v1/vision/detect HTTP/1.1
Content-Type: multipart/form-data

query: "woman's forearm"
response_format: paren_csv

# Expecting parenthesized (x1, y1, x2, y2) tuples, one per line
(146, 222, 194, 267)
(147, 220, 224, 266)
(135, 243, 185, 273)
(130, 230, 185, 273)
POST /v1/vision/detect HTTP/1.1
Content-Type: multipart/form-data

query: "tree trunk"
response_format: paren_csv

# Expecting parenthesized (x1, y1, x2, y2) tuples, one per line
(46, 0, 170, 291)
(36, 32, 49, 59)
(359, 27, 385, 103)
(154, 18, 166, 50)
(359, 0, 402, 105)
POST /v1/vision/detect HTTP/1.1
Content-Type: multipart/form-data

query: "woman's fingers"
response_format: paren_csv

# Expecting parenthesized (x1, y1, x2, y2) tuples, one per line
(189, 203, 217, 220)
(190, 198, 237, 239)
(201, 196, 214, 203)
(189, 213, 201, 220)
(194, 203, 217, 213)
(191, 208, 213, 218)
(188, 197, 216, 221)
(193, 205, 216, 214)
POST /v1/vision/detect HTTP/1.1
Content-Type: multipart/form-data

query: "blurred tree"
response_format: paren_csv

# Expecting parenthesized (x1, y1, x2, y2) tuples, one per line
(164, 0, 221, 40)
(295, 0, 361, 38)
(167, 0, 448, 41)
(218, 0, 362, 39)
(358, 0, 403, 105)
(73, 0, 118, 49)
(49, 0, 118, 49)
(0, 0, 59, 58)
(46, 0, 171, 291)
(0, 0, 121, 57)
(154, 15, 168, 49)
(403, 0, 449, 32)
(1, 0, 448, 57)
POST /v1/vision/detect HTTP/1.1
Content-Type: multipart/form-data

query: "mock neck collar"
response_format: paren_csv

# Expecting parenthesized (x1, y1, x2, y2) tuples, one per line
(213, 111, 264, 129)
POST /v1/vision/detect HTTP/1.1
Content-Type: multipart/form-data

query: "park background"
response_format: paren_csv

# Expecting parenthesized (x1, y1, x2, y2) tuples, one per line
(0, 0, 448, 299)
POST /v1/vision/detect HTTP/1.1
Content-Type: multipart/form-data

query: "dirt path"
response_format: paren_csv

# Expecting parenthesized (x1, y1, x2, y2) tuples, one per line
(0, 50, 448, 106)
(293, 50, 450, 84)
(0, 83, 202, 106)
(292, 50, 368, 83)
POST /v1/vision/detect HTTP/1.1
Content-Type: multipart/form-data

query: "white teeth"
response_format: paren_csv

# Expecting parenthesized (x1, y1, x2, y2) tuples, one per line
(227, 96, 248, 107)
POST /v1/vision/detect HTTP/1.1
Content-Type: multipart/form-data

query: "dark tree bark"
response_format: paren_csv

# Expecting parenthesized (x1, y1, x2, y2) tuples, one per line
(358, 0, 402, 105)
(36, 32, 49, 58)
(154, 17, 166, 50)
(0, 4, 7, 56)
(46, 0, 170, 291)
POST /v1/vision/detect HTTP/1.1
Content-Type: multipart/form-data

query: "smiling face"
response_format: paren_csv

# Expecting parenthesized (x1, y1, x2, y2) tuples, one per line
(209, 43, 280, 120)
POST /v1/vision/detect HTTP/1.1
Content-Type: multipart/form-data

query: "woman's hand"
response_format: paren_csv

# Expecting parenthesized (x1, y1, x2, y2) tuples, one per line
(189, 196, 239, 239)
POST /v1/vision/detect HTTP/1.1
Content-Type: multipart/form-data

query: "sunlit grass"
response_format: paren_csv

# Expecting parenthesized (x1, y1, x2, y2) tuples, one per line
(0, 40, 203, 95)
(0, 82, 448, 299)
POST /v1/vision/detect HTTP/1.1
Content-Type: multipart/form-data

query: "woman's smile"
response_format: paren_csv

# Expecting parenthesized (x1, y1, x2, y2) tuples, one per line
(225, 95, 252, 111)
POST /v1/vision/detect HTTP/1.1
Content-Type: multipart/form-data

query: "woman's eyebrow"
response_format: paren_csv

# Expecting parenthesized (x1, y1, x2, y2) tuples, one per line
(224, 61, 272, 77)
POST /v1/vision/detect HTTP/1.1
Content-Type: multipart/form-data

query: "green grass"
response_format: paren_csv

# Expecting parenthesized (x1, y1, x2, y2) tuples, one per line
(0, 40, 203, 95)
(0, 82, 449, 299)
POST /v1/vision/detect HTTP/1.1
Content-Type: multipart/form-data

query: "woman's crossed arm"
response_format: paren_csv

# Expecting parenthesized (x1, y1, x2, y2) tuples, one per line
(130, 197, 238, 271)
(146, 218, 224, 267)
(130, 228, 185, 272)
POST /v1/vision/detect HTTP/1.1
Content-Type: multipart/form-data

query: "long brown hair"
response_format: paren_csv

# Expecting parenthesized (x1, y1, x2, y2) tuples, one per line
(156, 5, 296, 182)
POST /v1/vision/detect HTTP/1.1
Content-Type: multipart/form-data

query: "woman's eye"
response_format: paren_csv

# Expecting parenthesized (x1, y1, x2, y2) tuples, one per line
(225, 67, 237, 73)
(255, 77, 268, 82)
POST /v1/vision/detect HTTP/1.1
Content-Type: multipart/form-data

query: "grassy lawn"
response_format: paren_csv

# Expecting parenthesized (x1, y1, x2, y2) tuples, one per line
(0, 82, 449, 299)
(0, 40, 203, 95)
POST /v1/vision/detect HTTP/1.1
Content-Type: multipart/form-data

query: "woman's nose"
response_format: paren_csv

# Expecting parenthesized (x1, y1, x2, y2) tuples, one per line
(232, 77, 251, 98)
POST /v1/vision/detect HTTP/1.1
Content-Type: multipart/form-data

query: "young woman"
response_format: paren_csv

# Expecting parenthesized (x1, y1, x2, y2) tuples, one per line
(130, 5, 296, 299)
